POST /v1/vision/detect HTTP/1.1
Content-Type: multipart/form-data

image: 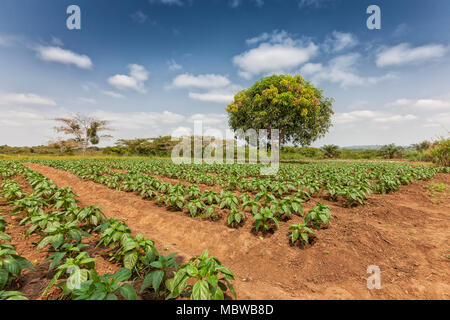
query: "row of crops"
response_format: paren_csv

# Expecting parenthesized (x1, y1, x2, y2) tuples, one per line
(0, 161, 236, 300)
(46, 158, 444, 205)
(24, 159, 447, 248)
(29, 159, 337, 245)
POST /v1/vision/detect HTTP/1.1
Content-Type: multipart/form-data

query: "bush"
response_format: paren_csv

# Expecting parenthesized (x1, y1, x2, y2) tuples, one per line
(321, 145, 341, 159)
(429, 138, 450, 166)
(378, 144, 404, 159)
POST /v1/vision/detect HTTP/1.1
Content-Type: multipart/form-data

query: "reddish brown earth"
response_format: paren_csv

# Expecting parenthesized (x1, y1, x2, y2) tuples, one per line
(23, 163, 450, 300)
(0, 176, 126, 299)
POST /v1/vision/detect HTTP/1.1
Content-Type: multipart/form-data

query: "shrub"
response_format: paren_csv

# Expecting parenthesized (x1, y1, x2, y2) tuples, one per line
(321, 145, 341, 159)
(378, 144, 404, 159)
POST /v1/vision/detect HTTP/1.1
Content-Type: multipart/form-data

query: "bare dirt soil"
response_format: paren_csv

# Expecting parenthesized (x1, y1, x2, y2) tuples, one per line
(23, 163, 450, 300)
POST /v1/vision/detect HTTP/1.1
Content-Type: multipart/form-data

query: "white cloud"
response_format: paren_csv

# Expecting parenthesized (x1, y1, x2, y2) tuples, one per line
(298, 0, 333, 9)
(324, 31, 358, 52)
(0, 93, 56, 106)
(0, 35, 19, 47)
(188, 91, 234, 103)
(425, 112, 450, 128)
(171, 73, 231, 89)
(301, 53, 395, 88)
(246, 30, 293, 46)
(35, 46, 93, 69)
(101, 90, 125, 99)
(168, 59, 183, 71)
(229, 0, 264, 8)
(334, 109, 417, 125)
(376, 43, 448, 67)
(108, 64, 149, 93)
(130, 10, 148, 24)
(78, 97, 97, 105)
(51, 36, 64, 46)
(148, 0, 185, 6)
(234, 41, 318, 79)
(386, 98, 450, 111)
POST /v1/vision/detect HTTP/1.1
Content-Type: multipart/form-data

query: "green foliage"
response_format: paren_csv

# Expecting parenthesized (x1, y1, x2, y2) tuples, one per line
(305, 203, 332, 229)
(378, 144, 404, 159)
(226, 74, 334, 147)
(0, 290, 28, 300)
(166, 250, 235, 300)
(321, 145, 341, 159)
(63, 268, 137, 300)
(253, 207, 279, 233)
(43, 251, 96, 297)
(289, 223, 315, 247)
(141, 252, 178, 297)
(0, 241, 34, 290)
(227, 208, 245, 228)
(430, 138, 449, 166)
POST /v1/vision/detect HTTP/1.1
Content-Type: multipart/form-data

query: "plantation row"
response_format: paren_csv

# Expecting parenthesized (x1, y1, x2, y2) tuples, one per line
(0, 161, 236, 300)
(29, 160, 333, 244)
(33, 159, 445, 207)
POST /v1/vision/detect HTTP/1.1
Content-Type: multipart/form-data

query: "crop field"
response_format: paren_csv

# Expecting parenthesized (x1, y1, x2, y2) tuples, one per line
(0, 159, 449, 300)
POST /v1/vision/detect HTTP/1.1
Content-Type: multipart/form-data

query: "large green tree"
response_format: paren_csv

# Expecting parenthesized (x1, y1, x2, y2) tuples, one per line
(226, 74, 334, 154)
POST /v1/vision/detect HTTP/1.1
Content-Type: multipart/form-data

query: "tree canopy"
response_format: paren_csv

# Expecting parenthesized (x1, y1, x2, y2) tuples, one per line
(54, 114, 113, 154)
(226, 74, 334, 147)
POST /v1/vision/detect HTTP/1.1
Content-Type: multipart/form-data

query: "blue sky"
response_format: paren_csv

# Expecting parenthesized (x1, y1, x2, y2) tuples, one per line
(0, 0, 449, 147)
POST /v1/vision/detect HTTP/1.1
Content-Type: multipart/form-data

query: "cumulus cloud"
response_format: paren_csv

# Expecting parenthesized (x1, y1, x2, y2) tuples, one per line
(171, 73, 231, 89)
(324, 31, 358, 52)
(108, 64, 149, 93)
(0, 93, 56, 106)
(301, 53, 395, 88)
(376, 43, 448, 67)
(35, 46, 93, 69)
(234, 39, 318, 79)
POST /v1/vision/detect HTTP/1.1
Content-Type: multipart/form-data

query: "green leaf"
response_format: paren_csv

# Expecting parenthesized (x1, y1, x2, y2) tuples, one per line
(186, 265, 198, 277)
(106, 293, 118, 300)
(3, 259, 21, 275)
(151, 270, 164, 293)
(49, 252, 65, 271)
(37, 235, 54, 250)
(124, 251, 138, 269)
(0, 233, 11, 242)
(191, 279, 210, 300)
(0, 269, 9, 290)
(291, 230, 299, 243)
(206, 275, 218, 288)
(115, 268, 131, 283)
(301, 232, 309, 243)
(212, 286, 224, 300)
(120, 283, 137, 300)
(140, 273, 153, 294)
